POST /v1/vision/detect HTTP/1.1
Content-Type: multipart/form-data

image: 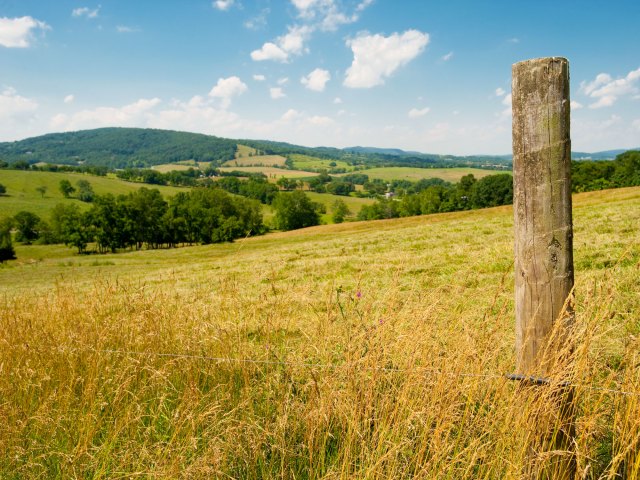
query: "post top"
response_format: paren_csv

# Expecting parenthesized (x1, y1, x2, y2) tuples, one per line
(513, 57, 568, 69)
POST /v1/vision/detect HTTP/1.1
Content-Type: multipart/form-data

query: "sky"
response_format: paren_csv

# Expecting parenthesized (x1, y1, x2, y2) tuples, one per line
(1, 0, 639, 155)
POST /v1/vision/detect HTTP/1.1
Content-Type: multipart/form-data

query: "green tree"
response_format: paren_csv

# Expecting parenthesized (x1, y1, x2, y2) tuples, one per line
(76, 179, 95, 202)
(0, 228, 16, 262)
(0, 183, 6, 195)
(50, 203, 92, 253)
(36, 185, 47, 198)
(272, 191, 322, 230)
(331, 199, 351, 223)
(59, 179, 75, 198)
(13, 211, 41, 244)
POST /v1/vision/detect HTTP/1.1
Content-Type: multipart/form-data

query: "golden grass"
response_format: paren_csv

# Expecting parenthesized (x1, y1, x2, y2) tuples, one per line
(223, 155, 288, 168)
(346, 167, 505, 182)
(1, 186, 639, 478)
(217, 166, 316, 180)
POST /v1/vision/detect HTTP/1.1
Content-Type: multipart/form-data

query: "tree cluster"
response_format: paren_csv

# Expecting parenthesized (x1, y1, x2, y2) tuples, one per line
(358, 174, 514, 220)
(572, 150, 640, 192)
(6, 187, 264, 254)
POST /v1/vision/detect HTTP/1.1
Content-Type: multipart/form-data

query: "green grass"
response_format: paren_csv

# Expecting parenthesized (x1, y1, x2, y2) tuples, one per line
(152, 163, 198, 173)
(0, 170, 191, 221)
(289, 154, 353, 171)
(304, 191, 375, 222)
(1, 186, 639, 478)
(236, 144, 258, 158)
(346, 166, 506, 182)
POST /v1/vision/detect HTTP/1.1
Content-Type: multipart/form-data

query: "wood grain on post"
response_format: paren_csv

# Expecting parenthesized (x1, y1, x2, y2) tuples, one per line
(512, 57, 574, 376)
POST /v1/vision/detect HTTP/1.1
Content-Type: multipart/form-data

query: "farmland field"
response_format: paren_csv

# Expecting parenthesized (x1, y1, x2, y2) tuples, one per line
(289, 153, 353, 171)
(217, 166, 316, 179)
(350, 166, 506, 182)
(1, 186, 639, 478)
(223, 154, 288, 167)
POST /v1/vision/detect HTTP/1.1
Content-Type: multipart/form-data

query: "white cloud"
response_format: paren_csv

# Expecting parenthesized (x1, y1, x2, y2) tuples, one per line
(244, 9, 270, 30)
(116, 25, 139, 33)
(0, 16, 50, 48)
(50, 97, 161, 131)
(64, 94, 75, 104)
(253, 74, 266, 81)
(344, 30, 429, 88)
(442, 51, 453, 61)
(632, 119, 640, 132)
(251, 25, 312, 62)
(581, 67, 640, 109)
(72, 7, 100, 19)
(208, 76, 248, 108)
(502, 93, 512, 106)
(0, 87, 38, 119)
(495, 87, 506, 97)
(508, 38, 519, 43)
(277, 77, 289, 85)
(570, 100, 583, 110)
(408, 107, 430, 118)
(290, 0, 371, 31)
(308, 115, 334, 126)
(281, 108, 302, 122)
(301, 68, 330, 91)
(333, 97, 343, 104)
(270, 87, 286, 99)
(213, 0, 235, 11)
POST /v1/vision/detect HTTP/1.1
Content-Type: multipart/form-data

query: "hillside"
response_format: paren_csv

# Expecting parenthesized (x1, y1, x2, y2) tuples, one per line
(0, 128, 237, 169)
(1, 186, 639, 477)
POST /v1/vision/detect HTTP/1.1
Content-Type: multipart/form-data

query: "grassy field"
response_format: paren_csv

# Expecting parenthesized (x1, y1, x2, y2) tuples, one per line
(0, 170, 190, 220)
(151, 163, 198, 173)
(236, 144, 258, 158)
(304, 191, 375, 222)
(1, 186, 639, 478)
(223, 154, 288, 167)
(348, 166, 506, 182)
(290, 154, 353, 172)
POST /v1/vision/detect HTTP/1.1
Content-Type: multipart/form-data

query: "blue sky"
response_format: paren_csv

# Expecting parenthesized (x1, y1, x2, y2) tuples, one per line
(1, 0, 639, 154)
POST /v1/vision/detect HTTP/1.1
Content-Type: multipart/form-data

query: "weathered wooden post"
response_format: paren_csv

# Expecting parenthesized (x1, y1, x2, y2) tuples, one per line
(512, 57, 576, 478)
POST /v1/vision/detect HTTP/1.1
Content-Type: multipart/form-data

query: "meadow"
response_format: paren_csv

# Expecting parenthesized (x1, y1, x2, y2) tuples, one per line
(223, 155, 288, 168)
(289, 154, 353, 172)
(1, 186, 639, 478)
(0, 170, 190, 220)
(217, 166, 317, 180)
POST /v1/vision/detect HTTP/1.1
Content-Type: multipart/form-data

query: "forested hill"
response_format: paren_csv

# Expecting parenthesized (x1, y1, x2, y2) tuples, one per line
(0, 128, 237, 169)
(0, 127, 636, 171)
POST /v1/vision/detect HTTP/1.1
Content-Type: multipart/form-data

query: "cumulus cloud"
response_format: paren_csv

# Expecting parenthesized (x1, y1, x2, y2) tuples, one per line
(64, 94, 75, 104)
(270, 87, 286, 99)
(251, 25, 312, 62)
(0, 87, 39, 119)
(213, 0, 235, 11)
(277, 77, 289, 85)
(442, 51, 453, 61)
(408, 107, 430, 118)
(495, 87, 506, 97)
(253, 74, 266, 81)
(570, 100, 583, 110)
(343, 30, 429, 88)
(301, 68, 330, 91)
(244, 8, 270, 30)
(333, 97, 342, 104)
(581, 67, 640, 109)
(281, 108, 302, 122)
(50, 97, 161, 131)
(308, 115, 334, 126)
(208, 76, 248, 108)
(0, 16, 50, 48)
(291, 0, 372, 31)
(72, 6, 100, 18)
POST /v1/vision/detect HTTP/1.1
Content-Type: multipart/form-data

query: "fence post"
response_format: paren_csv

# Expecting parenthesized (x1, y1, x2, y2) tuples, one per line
(512, 57, 576, 478)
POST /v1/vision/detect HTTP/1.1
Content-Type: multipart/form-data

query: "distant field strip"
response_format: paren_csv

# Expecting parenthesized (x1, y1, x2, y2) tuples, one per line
(348, 167, 507, 182)
(217, 166, 316, 179)
(223, 155, 288, 167)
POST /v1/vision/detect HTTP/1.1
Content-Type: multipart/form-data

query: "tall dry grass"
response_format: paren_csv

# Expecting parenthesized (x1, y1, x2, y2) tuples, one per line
(1, 187, 639, 478)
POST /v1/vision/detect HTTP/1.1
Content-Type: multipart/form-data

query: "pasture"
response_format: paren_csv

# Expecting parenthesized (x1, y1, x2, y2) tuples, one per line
(289, 154, 353, 172)
(223, 154, 288, 167)
(1, 186, 639, 478)
(217, 166, 316, 179)
(0, 170, 190, 220)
